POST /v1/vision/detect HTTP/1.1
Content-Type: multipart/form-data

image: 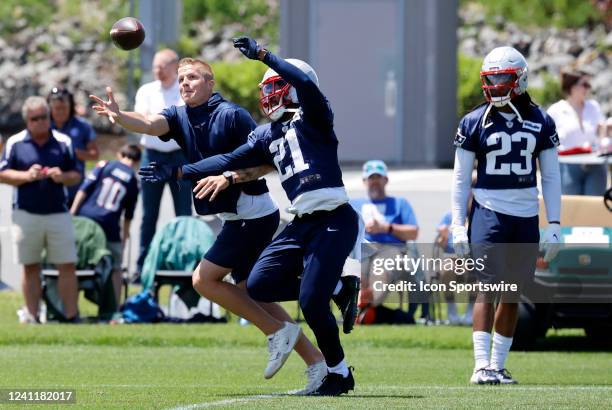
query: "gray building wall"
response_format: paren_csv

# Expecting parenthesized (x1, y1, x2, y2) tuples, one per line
(280, 0, 457, 166)
(138, 0, 183, 83)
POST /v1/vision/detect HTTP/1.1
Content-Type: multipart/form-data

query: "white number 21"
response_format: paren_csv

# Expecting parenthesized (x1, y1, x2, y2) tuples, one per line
(269, 128, 310, 182)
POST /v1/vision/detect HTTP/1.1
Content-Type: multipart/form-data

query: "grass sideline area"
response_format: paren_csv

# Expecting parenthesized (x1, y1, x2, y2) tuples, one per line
(1, 291, 611, 409)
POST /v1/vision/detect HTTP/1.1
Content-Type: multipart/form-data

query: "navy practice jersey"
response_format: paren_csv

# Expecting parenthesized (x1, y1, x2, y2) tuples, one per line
(77, 160, 139, 242)
(160, 93, 268, 215)
(454, 103, 559, 189)
(181, 52, 346, 206)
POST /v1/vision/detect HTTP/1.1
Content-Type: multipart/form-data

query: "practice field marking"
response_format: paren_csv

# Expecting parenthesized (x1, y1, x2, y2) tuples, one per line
(166, 385, 612, 409)
(168, 394, 278, 410)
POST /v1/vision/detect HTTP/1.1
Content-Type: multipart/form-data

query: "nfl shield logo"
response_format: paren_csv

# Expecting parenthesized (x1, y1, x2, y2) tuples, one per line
(550, 133, 560, 147)
(454, 132, 466, 147)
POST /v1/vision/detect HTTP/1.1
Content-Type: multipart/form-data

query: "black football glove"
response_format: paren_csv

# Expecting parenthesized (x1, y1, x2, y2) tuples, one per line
(232, 36, 261, 60)
(138, 161, 178, 183)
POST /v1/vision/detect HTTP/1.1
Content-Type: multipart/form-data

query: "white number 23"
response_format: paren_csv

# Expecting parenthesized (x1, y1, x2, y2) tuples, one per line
(485, 131, 536, 175)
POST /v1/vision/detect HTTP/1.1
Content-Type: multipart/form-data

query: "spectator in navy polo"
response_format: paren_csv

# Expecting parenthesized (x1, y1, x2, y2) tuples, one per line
(48, 86, 99, 206)
(0, 96, 81, 323)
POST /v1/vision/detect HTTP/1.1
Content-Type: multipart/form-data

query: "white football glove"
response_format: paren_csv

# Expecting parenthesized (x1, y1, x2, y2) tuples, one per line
(540, 223, 561, 262)
(451, 225, 470, 258)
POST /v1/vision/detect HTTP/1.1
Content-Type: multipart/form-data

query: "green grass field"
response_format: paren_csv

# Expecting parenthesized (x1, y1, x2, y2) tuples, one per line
(1, 290, 611, 409)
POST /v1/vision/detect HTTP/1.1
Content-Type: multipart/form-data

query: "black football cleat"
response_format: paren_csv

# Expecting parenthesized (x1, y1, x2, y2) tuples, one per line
(333, 276, 360, 334)
(309, 367, 355, 396)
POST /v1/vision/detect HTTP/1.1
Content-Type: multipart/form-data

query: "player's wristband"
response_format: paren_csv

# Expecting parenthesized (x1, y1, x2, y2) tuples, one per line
(388, 223, 394, 234)
(258, 48, 268, 61)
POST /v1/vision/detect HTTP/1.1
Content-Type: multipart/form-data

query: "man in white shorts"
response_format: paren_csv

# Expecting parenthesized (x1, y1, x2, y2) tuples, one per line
(0, 96, 81, 323)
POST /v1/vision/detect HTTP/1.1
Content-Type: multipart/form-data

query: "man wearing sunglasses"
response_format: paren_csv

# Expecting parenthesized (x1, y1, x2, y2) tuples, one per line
(451, 47, 562, 385)
(0, 96, 81, 323)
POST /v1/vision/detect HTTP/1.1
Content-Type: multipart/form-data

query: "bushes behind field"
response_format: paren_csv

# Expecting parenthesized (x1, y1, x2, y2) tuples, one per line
(210, 60, 269, 123)
(182, 0, 278, 42)
(461, 0, 605, 29)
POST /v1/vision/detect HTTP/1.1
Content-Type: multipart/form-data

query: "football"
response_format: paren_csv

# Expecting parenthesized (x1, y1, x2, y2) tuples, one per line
(110, 17, 145, 50)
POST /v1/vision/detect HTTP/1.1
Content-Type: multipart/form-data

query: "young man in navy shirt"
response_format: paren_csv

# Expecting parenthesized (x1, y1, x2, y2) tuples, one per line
(0, 96, 81, 322)
(141, 37, 362, 396)
(71, 144, 141, 306)
(90, 58, 328, 393)
(451, 47, 561, 384)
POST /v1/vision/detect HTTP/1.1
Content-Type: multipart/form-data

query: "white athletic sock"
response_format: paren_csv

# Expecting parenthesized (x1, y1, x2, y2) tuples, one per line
(328, 359, 349, 377)
(490, 332, 513, 370)
(473, 331, 491, 370)
(333, 280, 343, 296)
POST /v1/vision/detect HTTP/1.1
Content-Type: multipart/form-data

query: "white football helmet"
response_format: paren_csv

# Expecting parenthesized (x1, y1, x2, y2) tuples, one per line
(480, 47, 528, 107)
(259, 58, 319, 121)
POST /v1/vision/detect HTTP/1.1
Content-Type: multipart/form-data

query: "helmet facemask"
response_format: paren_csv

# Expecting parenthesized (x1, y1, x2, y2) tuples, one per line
(480, 67, 525, 107)
(259, 76, 297, 121)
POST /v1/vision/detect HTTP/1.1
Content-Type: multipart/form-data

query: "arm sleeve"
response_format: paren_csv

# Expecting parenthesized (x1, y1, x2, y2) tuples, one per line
(0, 143, 14, 171)
(453, 116, 478, 152)
(80, 163, 105, 194)
(538, 147, 561, 223)
(180, 139, 268, 180)
(159, 105, 183, 144)
(451, 147, 476, 226)
(61, 142, 77, 171)
(399, 199, 418, 226)
(540, 113, 561, 151)
(438, 212, 452, 228)
(263, 52, 332, 127)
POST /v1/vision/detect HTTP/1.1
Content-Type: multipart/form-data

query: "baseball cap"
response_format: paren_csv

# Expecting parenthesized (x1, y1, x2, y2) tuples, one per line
(362, 160, 388, 178)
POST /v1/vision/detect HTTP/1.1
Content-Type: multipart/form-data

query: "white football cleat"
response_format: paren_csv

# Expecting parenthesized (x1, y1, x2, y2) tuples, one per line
(470, 368, 500, 385)
(292, 361, 327, 395)
(264, 321, 302, 379)
(17, 307, 38, 324)
(494, 368, 518, 384)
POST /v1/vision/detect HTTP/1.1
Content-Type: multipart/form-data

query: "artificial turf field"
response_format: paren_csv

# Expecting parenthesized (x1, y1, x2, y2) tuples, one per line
(1, 291, 611, 409)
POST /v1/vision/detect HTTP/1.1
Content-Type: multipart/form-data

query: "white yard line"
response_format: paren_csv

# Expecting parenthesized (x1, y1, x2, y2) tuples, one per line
(168, 394, 278, 410)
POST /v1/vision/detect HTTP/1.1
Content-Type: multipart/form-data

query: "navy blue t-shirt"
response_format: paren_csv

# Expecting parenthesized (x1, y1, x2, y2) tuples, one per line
(76, 160, 139, 242)
(454, 103, 559, 189)
(159, 93, 268, 215)
(0, 129, 77, 214)
(181, 52, 345, 203)
(52, 116, 96, 176)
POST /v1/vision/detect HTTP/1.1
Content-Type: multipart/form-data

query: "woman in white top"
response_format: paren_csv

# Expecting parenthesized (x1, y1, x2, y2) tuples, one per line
(547, 69, 607, 196)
